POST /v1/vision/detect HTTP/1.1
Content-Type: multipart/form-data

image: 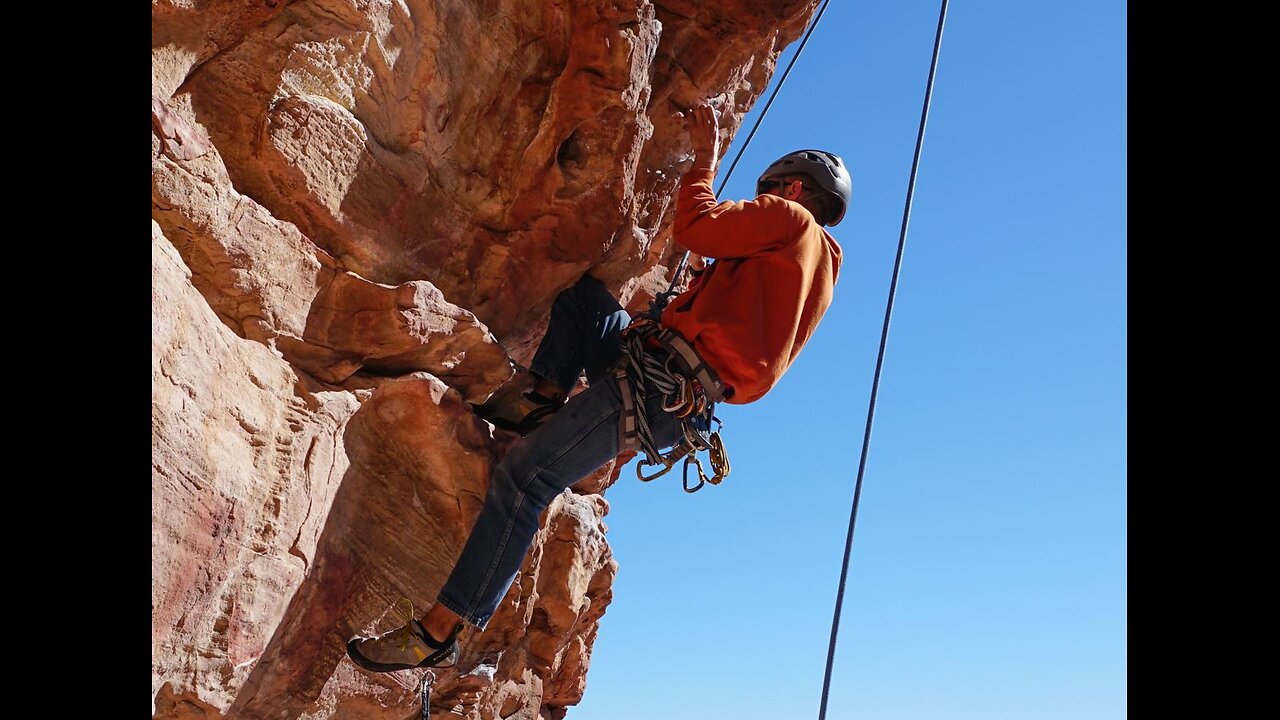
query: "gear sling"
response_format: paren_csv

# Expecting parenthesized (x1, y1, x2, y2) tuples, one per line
(613, 316, 731, 493)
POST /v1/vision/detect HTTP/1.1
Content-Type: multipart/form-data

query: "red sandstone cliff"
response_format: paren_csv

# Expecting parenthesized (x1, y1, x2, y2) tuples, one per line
(152, 1, 820, 717)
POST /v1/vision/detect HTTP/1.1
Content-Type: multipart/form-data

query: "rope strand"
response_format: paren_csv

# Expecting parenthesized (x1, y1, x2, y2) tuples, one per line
(714, 0, 836, 197)
(816, 1, 951, 718)
(661, 0, 836, 298)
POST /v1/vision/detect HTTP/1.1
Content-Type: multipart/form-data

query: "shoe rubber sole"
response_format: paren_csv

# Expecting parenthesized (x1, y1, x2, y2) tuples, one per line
(346, 637, 458, 673)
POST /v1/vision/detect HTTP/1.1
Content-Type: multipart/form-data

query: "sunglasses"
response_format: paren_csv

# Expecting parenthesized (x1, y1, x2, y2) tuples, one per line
(756, 179, 790, 195)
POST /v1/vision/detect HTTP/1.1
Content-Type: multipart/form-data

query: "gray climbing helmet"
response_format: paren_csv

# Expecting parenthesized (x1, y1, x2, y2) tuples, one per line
(757, 149, 853, 226)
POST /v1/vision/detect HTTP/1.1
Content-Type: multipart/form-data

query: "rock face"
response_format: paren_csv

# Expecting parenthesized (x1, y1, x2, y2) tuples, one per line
(152, 1, 819, 718)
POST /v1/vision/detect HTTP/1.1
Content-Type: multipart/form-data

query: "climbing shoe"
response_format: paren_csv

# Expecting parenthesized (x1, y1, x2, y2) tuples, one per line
(347, 603, 460, 673)
(472, 387, 564, 437)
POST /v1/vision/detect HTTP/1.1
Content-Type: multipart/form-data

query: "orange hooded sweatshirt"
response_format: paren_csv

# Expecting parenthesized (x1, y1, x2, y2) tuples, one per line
(660, 168, 843, 404)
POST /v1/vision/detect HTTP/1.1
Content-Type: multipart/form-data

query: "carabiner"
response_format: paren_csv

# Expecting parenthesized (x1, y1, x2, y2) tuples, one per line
(683, 455, 710, 493)
(662, 378, 690, 414)
(637, 458, 676, 482)
(707, 431, 730, 484)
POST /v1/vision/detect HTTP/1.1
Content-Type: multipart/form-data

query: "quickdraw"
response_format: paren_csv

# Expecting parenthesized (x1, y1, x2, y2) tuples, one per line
(636, 418, 730, 493)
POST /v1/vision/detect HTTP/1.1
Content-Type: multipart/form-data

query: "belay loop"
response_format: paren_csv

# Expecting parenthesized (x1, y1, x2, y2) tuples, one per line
(614, 317, 731, 493)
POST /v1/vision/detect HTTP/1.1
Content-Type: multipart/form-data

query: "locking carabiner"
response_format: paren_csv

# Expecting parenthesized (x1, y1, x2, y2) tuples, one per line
(707, 431, 730, 484)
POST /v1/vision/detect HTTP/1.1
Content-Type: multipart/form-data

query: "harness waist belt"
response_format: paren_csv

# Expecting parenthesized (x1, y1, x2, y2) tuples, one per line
(653, 327, 728, 403)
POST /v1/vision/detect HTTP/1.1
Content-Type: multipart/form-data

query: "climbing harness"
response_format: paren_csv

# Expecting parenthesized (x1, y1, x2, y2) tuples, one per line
(613, 317, 730, 493)
(815, 1, 950, 719)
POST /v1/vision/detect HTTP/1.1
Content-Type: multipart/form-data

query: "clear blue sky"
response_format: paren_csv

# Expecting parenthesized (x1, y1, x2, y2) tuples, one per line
(574, 0, 1125, 718)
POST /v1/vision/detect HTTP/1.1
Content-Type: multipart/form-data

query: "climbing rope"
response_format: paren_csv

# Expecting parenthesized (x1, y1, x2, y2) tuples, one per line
(713, 0, 835, 198)
(816, 1, 951, 719)
(652, 0, 835, 314)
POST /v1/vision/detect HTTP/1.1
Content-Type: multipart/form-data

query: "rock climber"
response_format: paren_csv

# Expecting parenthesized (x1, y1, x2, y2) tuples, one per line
(346, 101, 851, 671)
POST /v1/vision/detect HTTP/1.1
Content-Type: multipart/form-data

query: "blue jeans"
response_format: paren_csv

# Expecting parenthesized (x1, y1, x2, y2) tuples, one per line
(437, 275, 683, 629)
